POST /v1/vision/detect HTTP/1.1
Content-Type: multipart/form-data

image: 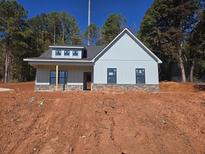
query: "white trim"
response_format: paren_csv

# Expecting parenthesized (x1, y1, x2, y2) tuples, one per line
(23, 58, 92, 63)
(67, 83, 83, 86)
(49, 46, 84, 49)
(92, 28, 162, 64)
(35, 82, 50, 86)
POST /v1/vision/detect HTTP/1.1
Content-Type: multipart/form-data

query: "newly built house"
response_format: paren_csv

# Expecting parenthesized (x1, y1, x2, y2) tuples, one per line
(24, 28, 162, 91)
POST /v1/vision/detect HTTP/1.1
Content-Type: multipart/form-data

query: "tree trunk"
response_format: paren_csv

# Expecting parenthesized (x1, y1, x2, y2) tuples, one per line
(178, 48, 186, 82)
(62, 25, 65, 44)
(53, 25, 56, 45)
(4, 51, 8, 83)
(189, 59, 195, 82)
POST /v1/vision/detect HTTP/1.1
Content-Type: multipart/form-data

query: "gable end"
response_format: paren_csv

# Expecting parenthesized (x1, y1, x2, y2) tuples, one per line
(92, 28, 162, 64)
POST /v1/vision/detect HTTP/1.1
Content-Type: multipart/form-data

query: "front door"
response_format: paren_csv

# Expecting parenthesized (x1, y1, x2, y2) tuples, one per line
(136, 68, 145, 84)
(83, 72, 92, 90)
(107, 68, 117, 84)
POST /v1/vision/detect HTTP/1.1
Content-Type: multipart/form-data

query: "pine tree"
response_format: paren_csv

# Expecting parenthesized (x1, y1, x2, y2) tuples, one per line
(138, 0, 200, 82)
(0, 0, 27, 82)
(101, 14, 126, 44)
(84, 23, 99, 45)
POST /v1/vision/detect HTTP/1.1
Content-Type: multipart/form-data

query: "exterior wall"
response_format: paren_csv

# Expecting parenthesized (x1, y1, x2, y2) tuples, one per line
(35, 66, 92, 91)
(67, 71, 83, 86)
(36, 69, 50, 85)
(94, 33, 159, 85)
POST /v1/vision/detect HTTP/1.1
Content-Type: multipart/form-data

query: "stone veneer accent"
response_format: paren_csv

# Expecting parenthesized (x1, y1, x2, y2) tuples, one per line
(35, 84, 83, 91)
(36, 84, 159, 92)
(92, 84, 159, 92)
(64, 85, 83, 91)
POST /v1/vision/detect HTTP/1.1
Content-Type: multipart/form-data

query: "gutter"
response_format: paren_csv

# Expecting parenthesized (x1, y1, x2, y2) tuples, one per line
(23, 58, 92, 63)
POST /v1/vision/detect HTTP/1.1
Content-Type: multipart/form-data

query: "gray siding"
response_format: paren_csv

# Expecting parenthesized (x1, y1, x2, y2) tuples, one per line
(67, 71, 83, 86)
(36, 69, 50, 85)
(35, 66, 92, 86)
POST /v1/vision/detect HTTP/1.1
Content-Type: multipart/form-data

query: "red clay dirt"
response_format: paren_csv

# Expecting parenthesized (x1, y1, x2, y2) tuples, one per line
(0, 82, 205, 154)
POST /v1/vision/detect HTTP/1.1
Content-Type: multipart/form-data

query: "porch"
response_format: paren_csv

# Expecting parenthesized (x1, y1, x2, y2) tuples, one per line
(35, 64, 93, 91)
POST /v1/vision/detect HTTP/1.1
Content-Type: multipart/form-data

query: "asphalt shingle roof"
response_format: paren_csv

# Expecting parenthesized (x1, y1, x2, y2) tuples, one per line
(29, 45, 105, 61)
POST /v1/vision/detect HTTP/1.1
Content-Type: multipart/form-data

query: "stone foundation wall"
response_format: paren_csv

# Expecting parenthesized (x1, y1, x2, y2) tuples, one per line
(92, 84, 159, 92)
(64, 85, 83, 91)
(36, 84, 159, 92)
(35, 84, 83, 91)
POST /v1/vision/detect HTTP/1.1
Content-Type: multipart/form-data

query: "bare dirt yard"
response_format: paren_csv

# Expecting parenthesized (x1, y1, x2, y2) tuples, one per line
(0, 82, 205, 154)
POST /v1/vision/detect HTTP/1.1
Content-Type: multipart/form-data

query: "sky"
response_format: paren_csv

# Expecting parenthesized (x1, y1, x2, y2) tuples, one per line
(18, 0, 153, 33)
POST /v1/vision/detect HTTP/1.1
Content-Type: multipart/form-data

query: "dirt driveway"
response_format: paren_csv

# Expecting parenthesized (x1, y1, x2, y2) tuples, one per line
(0, 82, 205, 154)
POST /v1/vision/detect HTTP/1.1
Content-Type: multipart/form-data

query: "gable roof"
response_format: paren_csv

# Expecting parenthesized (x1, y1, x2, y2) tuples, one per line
(92, 28, 162, 64)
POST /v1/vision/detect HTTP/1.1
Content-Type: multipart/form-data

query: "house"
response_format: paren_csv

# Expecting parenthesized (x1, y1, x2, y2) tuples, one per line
(24, 28, 162, 91)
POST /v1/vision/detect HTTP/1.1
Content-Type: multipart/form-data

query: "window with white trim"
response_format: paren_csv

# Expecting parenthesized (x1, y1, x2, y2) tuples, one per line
(64, 50, 70, 56)
(72, 51, 79, 56)
(55, 49, 61, 56)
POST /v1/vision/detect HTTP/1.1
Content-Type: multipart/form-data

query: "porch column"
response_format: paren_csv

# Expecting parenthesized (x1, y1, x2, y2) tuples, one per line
(56, 65, 58, 91)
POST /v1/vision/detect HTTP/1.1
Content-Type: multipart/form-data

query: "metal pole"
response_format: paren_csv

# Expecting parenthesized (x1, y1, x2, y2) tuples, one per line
(88, 0, 91, 46)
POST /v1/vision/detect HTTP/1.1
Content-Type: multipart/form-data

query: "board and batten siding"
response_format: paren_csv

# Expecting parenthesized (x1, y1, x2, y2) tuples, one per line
(93, 33, 159, 85)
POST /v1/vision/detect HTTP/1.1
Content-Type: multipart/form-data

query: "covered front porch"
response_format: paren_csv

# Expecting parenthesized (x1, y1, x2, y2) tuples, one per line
(34, 64, 93, 91)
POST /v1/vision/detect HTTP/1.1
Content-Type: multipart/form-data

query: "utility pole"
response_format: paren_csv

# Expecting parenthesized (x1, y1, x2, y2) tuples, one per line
(88, 0, 91, 46)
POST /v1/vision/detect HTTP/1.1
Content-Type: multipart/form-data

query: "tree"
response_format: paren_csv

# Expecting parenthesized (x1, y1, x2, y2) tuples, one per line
(188, 10, 205, 82)
(84, 23, 99, 45)
(138, 0, 200, 82)
(28, 11, 82, 51)
(0, 0, 27, 83)
(101, 14, 126, 44)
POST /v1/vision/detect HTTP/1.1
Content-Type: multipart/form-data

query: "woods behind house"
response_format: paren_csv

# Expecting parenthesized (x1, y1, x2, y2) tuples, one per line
(0, 0, 204, 83)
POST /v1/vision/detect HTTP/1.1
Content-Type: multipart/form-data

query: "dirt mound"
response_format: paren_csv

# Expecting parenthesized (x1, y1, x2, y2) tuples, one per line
(0, 82, 205, 154)
(0, 82, 34, 92)
(160, 82, 196, 92)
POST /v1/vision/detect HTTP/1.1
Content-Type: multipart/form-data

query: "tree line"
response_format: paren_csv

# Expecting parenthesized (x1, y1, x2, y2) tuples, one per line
(138, 0, 205, 82)
(0, 0, 204, 83)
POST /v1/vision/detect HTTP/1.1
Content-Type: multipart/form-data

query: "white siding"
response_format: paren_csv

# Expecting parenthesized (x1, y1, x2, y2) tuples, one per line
(94, 33, 159, 85)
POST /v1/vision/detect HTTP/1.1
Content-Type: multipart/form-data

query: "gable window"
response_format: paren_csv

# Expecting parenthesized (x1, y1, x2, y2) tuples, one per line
(55, 49, 61, 56)
(72, 51, 78, 56)
(136, 68, 145, 84)
(107, 68, 117, 84)
(64, 50, 70, 56)
(50, 71, 68, 85)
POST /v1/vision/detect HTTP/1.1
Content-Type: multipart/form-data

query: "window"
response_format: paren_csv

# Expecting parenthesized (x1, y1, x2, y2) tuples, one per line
(107, 68, 117, 84)
(50, 71, 56, 84)
(72, 51, 79, 56)
(64, 50, 70, 56)
(136, 68, 145, 84)
(59, 71, 67, 84)
(55, 49, 61, 56)
(50, 71, 68, 85)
